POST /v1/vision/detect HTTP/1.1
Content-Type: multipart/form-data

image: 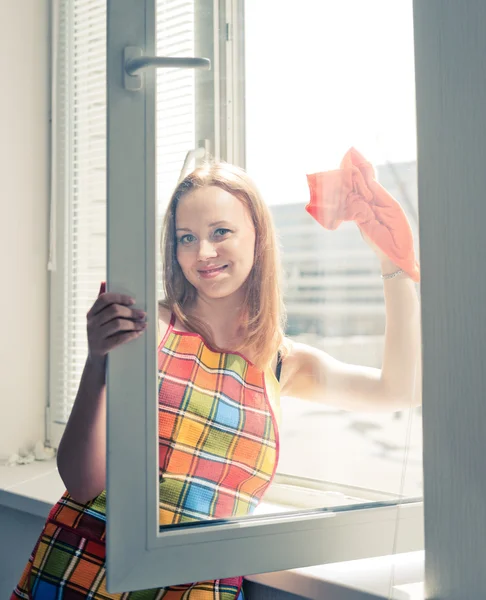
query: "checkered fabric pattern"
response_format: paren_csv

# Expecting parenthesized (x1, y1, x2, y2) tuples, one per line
(11, 321, 279, 600)
(158, 328, 279, 525)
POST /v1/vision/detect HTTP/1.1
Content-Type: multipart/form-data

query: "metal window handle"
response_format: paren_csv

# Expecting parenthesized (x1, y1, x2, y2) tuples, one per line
(124, 46, 211, 91)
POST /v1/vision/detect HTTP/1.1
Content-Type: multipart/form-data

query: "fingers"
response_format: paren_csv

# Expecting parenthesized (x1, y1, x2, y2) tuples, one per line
(87, 292, 136, 320)
(91, 302, 145, 329)
(100, 315, 147, 339)
(88, 313, 147, 358)
(87, 286, 149, 358)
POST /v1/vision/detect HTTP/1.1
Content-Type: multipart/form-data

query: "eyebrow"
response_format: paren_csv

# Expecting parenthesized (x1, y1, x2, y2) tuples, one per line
(175, 220, 232, 232)
(209, 220, 231, 227)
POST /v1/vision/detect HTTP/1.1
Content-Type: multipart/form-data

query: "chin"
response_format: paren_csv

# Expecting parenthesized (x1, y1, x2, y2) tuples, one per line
(200, 287, 238, 300)
(196, 281, 246, 301)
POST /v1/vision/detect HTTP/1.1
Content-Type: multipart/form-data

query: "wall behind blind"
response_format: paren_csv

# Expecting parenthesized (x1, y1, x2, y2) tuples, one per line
(0, 1, 50, 460)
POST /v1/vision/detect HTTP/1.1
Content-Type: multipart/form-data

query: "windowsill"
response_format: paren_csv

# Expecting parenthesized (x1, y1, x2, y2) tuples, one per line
(245, 552, 424, 600)
(0, 461, 424, 600)
(0, 458, 63, 518)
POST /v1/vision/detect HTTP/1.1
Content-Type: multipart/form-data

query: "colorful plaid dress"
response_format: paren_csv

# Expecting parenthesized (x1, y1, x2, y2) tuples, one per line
(11, 314, 280, 599)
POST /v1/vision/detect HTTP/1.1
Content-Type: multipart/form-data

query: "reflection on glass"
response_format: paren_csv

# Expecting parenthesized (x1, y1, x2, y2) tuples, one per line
(156, 0, 422, 534)
(245, 0, 422, 507)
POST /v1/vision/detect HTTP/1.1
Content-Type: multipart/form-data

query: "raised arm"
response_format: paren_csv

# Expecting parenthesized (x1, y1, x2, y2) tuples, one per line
(280, 256, 421, 412)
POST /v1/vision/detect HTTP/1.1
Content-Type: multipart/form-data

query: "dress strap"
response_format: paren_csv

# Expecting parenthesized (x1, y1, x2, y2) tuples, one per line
(158, 309, 176, 348)
(275, 351, 283, 382)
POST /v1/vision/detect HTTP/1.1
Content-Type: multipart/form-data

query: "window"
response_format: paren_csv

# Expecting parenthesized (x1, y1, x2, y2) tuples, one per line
(103, 0, 422, 592)
(47, 1, 486, 597)
(48, 0, 424, 593)
(244, 0, 422, 499)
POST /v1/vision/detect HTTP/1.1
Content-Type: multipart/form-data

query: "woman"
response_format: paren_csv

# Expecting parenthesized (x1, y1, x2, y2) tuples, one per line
(11, 162, 420, 599)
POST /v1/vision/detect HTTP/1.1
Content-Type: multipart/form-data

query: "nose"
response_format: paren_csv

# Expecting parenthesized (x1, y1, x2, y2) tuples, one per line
(197, 239, 218, 261)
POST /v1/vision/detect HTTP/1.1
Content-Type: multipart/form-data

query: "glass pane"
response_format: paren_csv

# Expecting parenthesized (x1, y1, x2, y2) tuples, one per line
(156, 0, 422, 532)
(245, 0, 422, 513)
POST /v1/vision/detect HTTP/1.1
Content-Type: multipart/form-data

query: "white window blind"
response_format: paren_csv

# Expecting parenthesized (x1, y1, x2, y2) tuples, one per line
(155, 0, 196, 297)
(49, 0, 197, 446)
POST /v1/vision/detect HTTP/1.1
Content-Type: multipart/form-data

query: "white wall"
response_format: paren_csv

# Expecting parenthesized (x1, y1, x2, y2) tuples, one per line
(0, 1, 50, 460)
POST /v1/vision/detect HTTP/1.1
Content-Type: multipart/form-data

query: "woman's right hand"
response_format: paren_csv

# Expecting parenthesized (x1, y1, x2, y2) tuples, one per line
(86, 286, 147, 359)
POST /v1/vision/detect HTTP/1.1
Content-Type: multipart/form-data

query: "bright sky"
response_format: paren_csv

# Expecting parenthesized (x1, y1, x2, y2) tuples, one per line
(244, 0, 417, 206)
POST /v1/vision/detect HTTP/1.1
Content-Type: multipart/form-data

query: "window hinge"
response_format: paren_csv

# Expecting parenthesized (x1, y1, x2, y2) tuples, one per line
(226, 22, 233, 42)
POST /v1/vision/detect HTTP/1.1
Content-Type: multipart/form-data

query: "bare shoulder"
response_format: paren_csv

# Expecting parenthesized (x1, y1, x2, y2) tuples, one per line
(280, 338, 315, 371)
(279, 338, 330, 398)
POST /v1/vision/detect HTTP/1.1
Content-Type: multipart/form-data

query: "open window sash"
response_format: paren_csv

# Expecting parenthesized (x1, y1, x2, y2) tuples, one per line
(106, 0, 423, 593)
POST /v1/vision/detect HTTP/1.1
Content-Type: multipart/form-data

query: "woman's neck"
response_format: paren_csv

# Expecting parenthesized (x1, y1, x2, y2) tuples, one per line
(191, 293, 246, 346)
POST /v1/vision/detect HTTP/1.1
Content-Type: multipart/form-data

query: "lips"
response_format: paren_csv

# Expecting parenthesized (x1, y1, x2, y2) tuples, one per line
(197, 265, 228, 278)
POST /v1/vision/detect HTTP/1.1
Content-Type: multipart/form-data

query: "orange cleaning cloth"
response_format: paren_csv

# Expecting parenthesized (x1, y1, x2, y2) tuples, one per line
(306, 147, 420, 282)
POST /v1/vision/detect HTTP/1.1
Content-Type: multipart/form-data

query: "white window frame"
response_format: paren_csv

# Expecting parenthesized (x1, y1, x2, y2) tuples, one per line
(220, 0, 246, 166)
(414, 1, 486, 597)
(105, 0, 424, 593)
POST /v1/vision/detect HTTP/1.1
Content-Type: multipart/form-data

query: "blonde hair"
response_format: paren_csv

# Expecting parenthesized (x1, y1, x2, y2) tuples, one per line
(159, 162, 286, 369)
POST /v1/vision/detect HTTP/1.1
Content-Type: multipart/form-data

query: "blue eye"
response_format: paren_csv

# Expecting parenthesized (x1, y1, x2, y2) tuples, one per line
(178, 234, 196, 245)
(214, 228, 231, 237)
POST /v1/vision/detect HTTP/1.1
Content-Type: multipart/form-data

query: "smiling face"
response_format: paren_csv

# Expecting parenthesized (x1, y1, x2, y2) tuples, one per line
(175, 185, 256, 301)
